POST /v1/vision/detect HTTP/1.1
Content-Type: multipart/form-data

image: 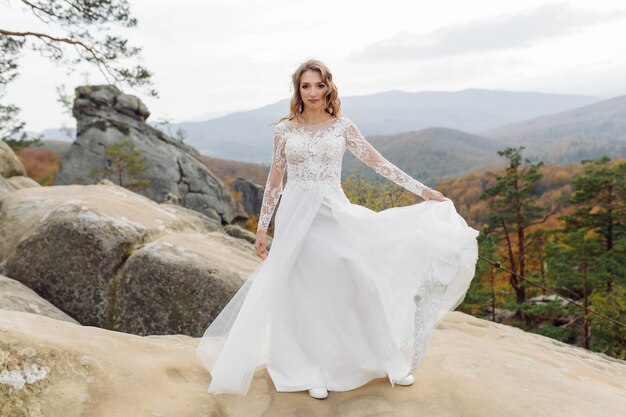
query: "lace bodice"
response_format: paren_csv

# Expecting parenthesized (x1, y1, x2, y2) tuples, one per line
(257, 116, 430, 232)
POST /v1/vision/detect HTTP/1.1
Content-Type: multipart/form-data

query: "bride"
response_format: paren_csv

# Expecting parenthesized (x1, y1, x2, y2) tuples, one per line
(196, 59, 479, 400)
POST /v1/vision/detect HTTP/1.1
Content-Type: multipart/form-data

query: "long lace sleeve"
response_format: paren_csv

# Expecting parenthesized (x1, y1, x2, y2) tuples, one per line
(344, 118, 430, 198)
(257, 124, 287, 233)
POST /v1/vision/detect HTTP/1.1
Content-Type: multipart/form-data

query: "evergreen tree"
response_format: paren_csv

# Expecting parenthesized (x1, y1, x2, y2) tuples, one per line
(588, 272, 626, 359)
(466, 232, 500, 319)
(561, 156, 626, 292)
(479, 146, 551, 303)
(546, 156, 626, 354)
(90, 139, 150, 190)
(545, 228, 605, 349)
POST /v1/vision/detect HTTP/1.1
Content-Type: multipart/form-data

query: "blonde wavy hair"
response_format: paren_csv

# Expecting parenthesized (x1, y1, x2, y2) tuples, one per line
(276, 59, 342, 125)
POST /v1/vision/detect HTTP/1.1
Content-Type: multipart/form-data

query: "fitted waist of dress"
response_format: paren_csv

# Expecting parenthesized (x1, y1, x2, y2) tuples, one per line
(284, 178, 346, 200)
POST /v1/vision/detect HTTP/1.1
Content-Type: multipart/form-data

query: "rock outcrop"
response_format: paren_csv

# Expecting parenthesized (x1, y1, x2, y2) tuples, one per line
(0, 140, 41, 199)
(231, 176, 264, 216)
(0, 184, 260, 336)
(53, 85, 247, 226)
(0, 274, 79, 324)
(0, 140, 26, 178)
(5, 176, 39, 190)
(2, 309, 625, 417)
(0, 176, 13, 199)
(224, 224, 258, 244)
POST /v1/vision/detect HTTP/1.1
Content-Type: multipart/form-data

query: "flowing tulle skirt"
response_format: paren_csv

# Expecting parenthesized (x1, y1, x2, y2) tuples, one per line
(196, 182, 479, 395)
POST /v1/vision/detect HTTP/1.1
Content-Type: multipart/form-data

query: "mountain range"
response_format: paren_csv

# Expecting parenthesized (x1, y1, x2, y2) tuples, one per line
(171, 88, 599, 164)
(483, 94, 626, 164)
(27, 88, 626, 185)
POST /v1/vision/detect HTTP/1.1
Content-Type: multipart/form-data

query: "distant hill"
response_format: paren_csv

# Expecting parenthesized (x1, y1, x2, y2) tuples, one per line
(335, 89, 596, 135)
(24, 127, 75, 142)
(342, 127, 503, 187)
(483, 94, 626, 163)
(170, 89, 598, 164)
(37, 140, 72, 156)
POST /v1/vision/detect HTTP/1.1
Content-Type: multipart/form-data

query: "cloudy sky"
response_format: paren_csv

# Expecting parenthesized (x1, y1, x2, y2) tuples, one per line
(3, 0, 626, 131)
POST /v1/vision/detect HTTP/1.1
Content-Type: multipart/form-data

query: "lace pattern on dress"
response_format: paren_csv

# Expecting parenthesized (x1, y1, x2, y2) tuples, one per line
(257, 123, 288, 232)
(257, 116, 429, 233)
(344, 119, 429, 197)
(410, 263, 447, 372)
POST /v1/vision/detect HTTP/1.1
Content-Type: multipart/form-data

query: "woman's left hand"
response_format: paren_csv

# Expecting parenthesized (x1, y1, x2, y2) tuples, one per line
(423, 188, 448, 202)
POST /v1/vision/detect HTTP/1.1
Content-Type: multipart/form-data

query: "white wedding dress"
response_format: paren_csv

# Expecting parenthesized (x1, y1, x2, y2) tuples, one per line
(196, 116, 479, 396)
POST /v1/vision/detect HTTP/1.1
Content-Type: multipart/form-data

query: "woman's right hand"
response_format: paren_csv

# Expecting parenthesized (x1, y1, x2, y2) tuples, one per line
(255, 230, 268, 259)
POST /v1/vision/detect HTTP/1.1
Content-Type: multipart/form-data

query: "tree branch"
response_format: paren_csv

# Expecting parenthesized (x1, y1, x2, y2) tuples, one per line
(19, 0, 57, 23)
(529, 207, 557, 226)
(0, 28, 96, 58)
(0, 28, 116, 84)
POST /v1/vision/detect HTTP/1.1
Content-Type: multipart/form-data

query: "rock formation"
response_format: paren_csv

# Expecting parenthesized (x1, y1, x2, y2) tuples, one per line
(0, 140, 40, 199)
(0, 140, 27, 178)
(231, 176, 264, 216)
(0, 274, 79, 324)
(53, 85, 247, 226)
(0, 176, 13, 199)
(0, 183, 260, 336)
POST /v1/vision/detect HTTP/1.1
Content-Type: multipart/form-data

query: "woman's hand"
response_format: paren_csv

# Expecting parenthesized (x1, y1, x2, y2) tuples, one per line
(422, 188, 449, 202)
(255, 230, 268, 259)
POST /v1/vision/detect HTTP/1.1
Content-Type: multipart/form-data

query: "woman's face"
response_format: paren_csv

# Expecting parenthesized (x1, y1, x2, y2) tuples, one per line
(299, 70, 329, 113)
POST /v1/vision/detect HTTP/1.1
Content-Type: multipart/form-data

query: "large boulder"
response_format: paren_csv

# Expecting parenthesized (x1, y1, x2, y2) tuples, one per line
(0, 184, 260, 335)
(224, 223, 257, 244)
(53, 85, 247, 226)
(231, 176, 264, 216)
(0, 176, 13, 199)
(0, 140, 26, 178)
(0, 274, 79, 324)
(2, 309, 626, 417)
(109, 231, 257, 336)
(6, 176, 40, 190)
(0, 140, 38, 200)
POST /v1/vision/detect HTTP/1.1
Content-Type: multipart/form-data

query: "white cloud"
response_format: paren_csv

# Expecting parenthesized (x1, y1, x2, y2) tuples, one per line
(351, 2, 626, 61)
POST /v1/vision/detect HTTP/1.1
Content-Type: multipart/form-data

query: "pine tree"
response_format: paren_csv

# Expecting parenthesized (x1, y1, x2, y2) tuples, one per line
(466, 232, 500, 320)
(90, 139, 150, 190)
(480, 146, 552, 303)
(545, 228, 605, 349)
(561, 156, 626, 292)
(589, 277, 626, 359)
(546, 156, 626, 353)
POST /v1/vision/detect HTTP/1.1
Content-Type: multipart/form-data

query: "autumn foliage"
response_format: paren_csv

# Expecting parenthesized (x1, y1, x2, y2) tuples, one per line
(18, 146, 62, 186)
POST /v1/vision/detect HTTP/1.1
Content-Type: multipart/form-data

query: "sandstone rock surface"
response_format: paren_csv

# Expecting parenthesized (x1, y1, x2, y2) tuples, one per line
(0, 275, 79, 324)
(6, 176, 40, 190)
(1, 309, 625, 417)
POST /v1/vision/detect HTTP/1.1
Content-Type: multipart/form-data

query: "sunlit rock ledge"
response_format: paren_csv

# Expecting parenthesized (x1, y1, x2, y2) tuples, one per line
(1, 309, 625, 417)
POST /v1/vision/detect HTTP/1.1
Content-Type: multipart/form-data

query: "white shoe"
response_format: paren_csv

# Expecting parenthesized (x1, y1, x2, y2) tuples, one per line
(308, 387, 328, 399)
(395, 374, 414, 386)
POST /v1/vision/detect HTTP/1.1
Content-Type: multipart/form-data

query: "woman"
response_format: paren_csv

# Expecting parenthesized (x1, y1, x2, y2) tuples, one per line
(196, 59, 479, 400)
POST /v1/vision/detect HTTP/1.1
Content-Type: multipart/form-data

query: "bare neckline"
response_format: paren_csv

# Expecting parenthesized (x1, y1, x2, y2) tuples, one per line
(290, 117, 340, 128)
